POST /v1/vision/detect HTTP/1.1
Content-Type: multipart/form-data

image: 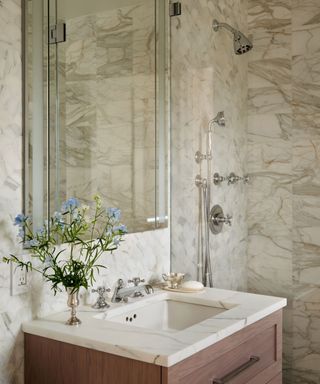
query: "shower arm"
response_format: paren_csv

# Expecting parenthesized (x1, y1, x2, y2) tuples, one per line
(213, 20, 237, 35)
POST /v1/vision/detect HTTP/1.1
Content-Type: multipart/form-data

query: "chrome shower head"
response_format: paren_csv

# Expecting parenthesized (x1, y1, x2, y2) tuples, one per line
(213, 111, 225, 127)
(233, 30, 253, 55)
(212, 19, 253, 55)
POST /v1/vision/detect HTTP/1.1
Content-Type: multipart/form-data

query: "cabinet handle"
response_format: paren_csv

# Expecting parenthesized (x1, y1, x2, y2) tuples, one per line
(212, 356, 260, 384)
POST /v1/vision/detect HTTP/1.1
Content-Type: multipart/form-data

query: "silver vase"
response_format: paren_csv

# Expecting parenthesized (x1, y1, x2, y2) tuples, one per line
(66, 287, 81, 326)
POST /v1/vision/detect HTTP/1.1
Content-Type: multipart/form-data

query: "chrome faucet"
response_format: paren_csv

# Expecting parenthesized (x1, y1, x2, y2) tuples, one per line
(111, 278, 154, 303)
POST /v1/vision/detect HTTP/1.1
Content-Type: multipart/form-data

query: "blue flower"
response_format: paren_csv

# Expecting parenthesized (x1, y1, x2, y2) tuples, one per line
(105, 228, 113, 237)
(107, 208, 121, 221)
(18, 228, 25, 239)
(29, 239, 40, 247)
(72, 211, 81, 222)
(14, 214, 28, 227)
(61, 198, 80, 213)
(44, 256, 53, 267)
(53, 212, 65, 227)
(113, 236, 121, 246)
(113, 224, 128, 233)
(35, 227, 46, 236)
(54, 211, 62, 220)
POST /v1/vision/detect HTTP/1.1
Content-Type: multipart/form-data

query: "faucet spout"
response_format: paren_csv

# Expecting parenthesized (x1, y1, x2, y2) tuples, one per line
(144, 284, 154, 295)
(111, 278, 154, 303)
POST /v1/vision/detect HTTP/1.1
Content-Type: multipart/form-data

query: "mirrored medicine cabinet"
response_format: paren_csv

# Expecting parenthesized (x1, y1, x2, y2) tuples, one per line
(23, 0, 170, 233)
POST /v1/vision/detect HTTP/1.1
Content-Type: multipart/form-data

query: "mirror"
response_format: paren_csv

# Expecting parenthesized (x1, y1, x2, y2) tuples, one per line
(23, 0, 169, 233)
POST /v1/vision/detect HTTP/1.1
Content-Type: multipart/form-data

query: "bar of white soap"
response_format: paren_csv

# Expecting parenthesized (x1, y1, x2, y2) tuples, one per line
(180, 281, 204, 291)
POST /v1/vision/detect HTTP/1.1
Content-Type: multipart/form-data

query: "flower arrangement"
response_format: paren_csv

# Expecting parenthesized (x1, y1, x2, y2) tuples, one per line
(3, 195, 127, 294)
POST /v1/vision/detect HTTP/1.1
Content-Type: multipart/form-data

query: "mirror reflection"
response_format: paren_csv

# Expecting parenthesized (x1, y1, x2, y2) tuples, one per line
(24, 0, 169, 233)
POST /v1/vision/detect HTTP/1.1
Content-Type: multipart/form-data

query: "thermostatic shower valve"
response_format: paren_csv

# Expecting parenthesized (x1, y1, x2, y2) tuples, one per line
(209, 205, 232, 234)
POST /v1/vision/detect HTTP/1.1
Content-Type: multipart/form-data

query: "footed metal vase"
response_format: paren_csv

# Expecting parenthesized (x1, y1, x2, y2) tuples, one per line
(66, 287, 81, 326)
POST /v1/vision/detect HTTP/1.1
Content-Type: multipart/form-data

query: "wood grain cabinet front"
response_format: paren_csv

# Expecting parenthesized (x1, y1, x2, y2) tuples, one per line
(25, 310, 282, 384)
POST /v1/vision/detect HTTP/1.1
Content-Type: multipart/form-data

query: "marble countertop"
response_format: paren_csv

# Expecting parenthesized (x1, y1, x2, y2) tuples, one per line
(22, 288, 286, 367)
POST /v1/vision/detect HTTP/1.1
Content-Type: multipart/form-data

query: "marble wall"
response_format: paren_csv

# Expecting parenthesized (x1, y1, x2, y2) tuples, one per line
(247, 0, 293, 381)
(171, 0, 248, 291)
(0, 1, 29, 382)
(0, 1, 169, 383)
(292, 0, 320, 380)
(247, 0, 320, 382)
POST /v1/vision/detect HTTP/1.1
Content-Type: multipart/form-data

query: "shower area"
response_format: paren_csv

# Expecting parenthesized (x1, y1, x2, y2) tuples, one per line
(170, 0, 320, 383)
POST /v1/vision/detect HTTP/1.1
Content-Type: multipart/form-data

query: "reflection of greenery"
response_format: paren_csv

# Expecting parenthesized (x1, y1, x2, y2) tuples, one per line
(3, 195, 127, 294)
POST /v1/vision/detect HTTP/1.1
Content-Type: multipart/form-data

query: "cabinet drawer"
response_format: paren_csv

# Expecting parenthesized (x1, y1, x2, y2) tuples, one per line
(181, 325, 276, 384)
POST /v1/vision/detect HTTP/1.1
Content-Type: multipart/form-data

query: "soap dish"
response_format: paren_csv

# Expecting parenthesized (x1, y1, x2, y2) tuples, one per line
(163, 281, 205, 293)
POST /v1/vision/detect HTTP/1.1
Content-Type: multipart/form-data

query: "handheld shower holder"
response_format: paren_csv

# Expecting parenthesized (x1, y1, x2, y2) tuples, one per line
(195, 175, 207, 188)
(195, 111, 225, 164)
(195, 150, 211, 164)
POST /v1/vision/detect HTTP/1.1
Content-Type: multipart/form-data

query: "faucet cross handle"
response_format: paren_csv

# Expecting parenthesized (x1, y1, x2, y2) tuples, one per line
(92, 286, 111, 295)
(224, 214, 232, 226)
(128, 277, 145, 286)
(116, 278, 126, 288)
(227, 172, 240, 185)
(91, 286, 111, 310)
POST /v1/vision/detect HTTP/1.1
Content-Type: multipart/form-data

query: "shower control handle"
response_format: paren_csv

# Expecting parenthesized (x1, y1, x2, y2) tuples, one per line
(213, 172, 250, 185)
(212, 214, 232, 226)
(213, 173, 226, 185)
(227, 172, 250, 185)
(209, 205, 232, 234)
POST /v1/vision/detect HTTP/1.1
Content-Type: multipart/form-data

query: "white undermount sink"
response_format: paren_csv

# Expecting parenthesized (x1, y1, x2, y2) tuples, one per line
(101, 297, 230, 332)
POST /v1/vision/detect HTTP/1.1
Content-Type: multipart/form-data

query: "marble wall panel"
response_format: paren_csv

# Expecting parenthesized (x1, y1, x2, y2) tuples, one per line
(292, 116, 320, 382)
(247, 0, 293, 382)
(0, 1, 31, 383)
(248, 0, 320, 382)
(292, 0, 320, 29)
(248, 0, 291, 33)
(292, 0, 320, 381)
(171, 0, 248, 291)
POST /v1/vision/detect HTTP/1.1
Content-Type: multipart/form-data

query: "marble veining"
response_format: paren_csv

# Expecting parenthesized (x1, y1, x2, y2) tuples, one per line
(0, 1, 28, 383)
(248, 0, 320, 383)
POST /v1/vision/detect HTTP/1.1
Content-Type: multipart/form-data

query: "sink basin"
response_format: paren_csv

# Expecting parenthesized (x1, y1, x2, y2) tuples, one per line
(105, 298, 228, 332)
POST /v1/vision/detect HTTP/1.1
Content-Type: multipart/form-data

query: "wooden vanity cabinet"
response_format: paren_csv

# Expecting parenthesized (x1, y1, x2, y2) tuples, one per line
(25, 310, 282, 384)
(162, 310, 282, 384)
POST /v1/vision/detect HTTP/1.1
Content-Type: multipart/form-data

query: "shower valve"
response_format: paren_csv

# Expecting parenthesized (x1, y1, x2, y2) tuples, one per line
(209, 205, 232, 234)
(213, 214, 232, 226)
(213, 173, 226, 185)
(213, 172, 250, 185)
